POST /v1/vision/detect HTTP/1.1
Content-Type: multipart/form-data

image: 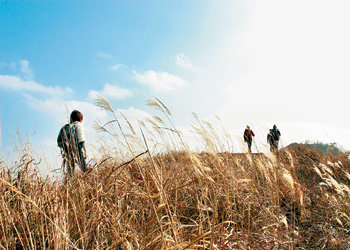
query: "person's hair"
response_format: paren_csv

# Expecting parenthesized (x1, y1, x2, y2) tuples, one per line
(70, 110, 83, 122)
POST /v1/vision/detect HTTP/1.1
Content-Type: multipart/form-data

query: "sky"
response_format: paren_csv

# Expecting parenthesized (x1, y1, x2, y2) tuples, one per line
(1, 1, 350, 170)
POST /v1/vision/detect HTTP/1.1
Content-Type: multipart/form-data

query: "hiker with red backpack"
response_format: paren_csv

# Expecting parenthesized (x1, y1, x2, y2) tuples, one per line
(57, 110, 87, 176)
(244, 125, 255, 153)
(267, 124, 281, 152)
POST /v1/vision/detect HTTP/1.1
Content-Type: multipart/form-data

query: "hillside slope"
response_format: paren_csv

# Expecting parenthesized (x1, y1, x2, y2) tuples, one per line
(1, 145, 350, 249)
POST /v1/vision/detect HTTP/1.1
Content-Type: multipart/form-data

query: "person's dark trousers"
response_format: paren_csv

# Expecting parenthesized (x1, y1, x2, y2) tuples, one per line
(269, 141, 279, 152)
(62, 151, 75, 177)
(62, 148, 86, 177)
(247, 140, 252, 152)
(65, 158, 75, 177)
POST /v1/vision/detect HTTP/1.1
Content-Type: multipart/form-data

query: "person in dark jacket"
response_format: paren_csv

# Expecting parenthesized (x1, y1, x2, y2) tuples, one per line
(267, 125, 281, 152)
(244, 125, 255, 153)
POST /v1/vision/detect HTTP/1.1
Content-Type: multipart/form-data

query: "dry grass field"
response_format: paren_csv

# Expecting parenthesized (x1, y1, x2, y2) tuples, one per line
(1, 98, 349, 249)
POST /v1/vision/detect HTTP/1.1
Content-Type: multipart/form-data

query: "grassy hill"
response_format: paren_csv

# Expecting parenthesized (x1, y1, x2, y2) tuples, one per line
(287, 142, 346, 155)
(1, 145, 350, 249)
(1, 98, 350, 249)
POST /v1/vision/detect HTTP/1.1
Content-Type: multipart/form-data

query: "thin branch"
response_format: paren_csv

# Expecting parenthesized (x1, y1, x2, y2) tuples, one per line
(104, 150, 148, 181)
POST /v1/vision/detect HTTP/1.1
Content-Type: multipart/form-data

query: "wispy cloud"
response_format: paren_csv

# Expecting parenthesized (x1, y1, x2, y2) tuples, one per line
(175, 53, 197, 70)
(110, 64, 127, 71)
(0, 75, 73, 96)
(117, 106, 152, 123)
(133, 70, 187, 91)
(19, 60, 34, 80)
(26, 96, 109, 124)
(88, 83, 134, 100)
(96, 51, 113, 59)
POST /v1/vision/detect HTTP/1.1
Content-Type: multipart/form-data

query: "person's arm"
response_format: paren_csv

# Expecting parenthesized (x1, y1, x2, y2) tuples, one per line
(57, 128, 62, 146)
(82, 145, 87, 159)
(77, 123, 87, 158)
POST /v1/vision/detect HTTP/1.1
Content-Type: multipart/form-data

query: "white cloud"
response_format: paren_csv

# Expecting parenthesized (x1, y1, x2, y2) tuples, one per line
(110, 64, 126, 71)
(214, 0, 350, 128)
(88, 83, 133, 100)
(26, 96, 109, 125)
(0, 75, 73, 96)
(175, 53, 196, 70)
(117, 106, 152, 123)
(19, 60, 34, 80)
(133, 70, 187, 91)
(96, 51, 113, 59)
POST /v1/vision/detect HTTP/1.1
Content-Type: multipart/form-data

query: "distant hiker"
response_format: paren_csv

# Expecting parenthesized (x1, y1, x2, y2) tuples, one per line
(267, 130, 276, 151)
(267, 124, 281, 152)
(244, 125, 255, 153)
(57, 110, 87, 176)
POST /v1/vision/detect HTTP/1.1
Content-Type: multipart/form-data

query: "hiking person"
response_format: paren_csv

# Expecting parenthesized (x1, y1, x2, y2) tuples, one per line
(267, 124, 281, 152)
(244, 125, 255, 153)
(57, 110, 87, 176)
(267, 129, 276, 152)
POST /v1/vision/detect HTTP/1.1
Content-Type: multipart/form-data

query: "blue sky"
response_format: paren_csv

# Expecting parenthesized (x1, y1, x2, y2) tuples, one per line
(1, 0, 350, 165)
(1, 1, 247, 156)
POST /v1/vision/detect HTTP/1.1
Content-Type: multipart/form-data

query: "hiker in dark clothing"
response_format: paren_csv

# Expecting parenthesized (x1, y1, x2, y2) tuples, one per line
(267, 130, 276, 152)
(244, 125, 255, 153)
(267, 125, 281, 152)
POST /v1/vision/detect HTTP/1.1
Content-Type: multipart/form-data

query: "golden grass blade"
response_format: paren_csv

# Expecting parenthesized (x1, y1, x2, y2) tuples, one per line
(94, 95, 114, 113)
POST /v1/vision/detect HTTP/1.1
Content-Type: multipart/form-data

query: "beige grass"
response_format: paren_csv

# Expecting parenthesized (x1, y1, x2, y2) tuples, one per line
(1, 99, 350, 249)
